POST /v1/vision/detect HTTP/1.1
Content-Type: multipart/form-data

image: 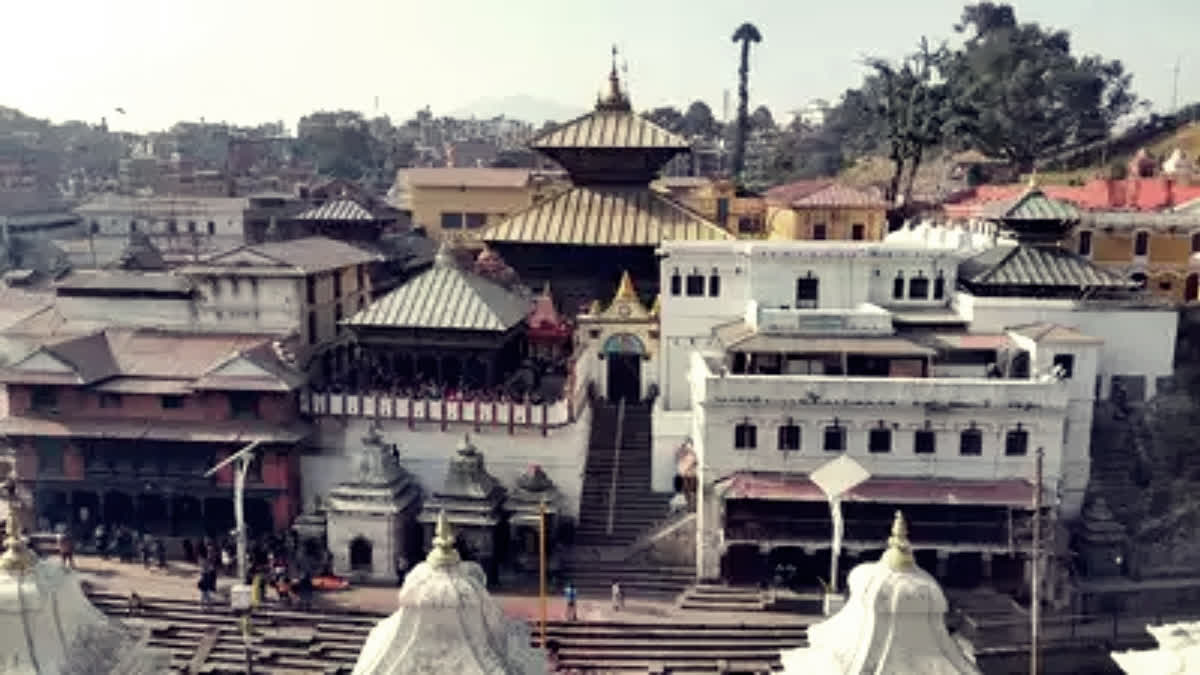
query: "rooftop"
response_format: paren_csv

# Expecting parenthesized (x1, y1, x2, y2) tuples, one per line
(54, 271, 193, 295)
(183, 236, 380, 275)
(400, 168, 533, 189)
(293, 199, 378, 222)
(959, 243, 1138, 292)
(789, 183, 888, 209)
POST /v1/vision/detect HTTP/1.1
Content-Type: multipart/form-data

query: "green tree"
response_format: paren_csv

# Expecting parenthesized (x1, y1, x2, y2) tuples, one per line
(683, 100, 720, 137)
(642, 106, 686, 134)
(750, 105, 775, 132)
(730, 22, 762, 183)
(296, 111, 376, 180)
(947, 2, 1140, 170)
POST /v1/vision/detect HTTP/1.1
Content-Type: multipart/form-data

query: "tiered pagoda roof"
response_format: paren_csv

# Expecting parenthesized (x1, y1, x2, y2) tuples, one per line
(527, 284, 571, 342)
(419, 435, 506, 529)
(503, 464, 562, 530)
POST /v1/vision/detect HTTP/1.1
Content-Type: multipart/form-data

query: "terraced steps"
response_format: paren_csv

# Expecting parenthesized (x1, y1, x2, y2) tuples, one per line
(678, 585, 770, 612)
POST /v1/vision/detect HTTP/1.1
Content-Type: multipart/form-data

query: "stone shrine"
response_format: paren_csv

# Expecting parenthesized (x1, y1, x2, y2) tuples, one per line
(780, 511, 981, 675)
(351, 511, 546, 675)
(418, 434, 506, 584)
(326, 422, 422, 583)
(503, 464, 564, 573)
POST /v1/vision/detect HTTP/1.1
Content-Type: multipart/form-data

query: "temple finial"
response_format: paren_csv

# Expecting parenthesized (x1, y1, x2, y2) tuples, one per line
(457, 433, 476, 456)
(434, 241, 455, 267)
(881, 510, 915, 571)
(1028, 169, 1040, 190)
(613, 270, 637, 303)
(0, 468, 35, 574)
(427, 510, 461, 568)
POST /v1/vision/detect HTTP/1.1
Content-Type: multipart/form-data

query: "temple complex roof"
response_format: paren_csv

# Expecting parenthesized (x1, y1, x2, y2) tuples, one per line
(527, 284, 571, 340)
(504, 464, 563, 528)
(959, 242, 1138, 295)
(419, 435, 506, 528)
(780, 512, 981, 675)
(351, 511, 547, 675)
(983, 185, 1081, 222)
(482, 186, 731, 247)
(294, 199, 378, 222)
(327, 423, 421, 514)
(345, 244, 530, 332)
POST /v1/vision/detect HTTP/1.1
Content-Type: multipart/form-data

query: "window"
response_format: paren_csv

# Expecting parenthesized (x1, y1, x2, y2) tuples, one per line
(335, 304, 343, 333)
(914, 429, 936, 454)
(708, 271, 721, 297)
(670, 270, 682, 296)
(796, 277, 819, 308)
(737, 216, 754, 233)
(168, 219, 178, 234)
(230, 392, 259, 420)
(868, 426, 892, 453)
(356, 264, 365, 291)
(893, 273, 905, 299)
(1005, 426, 1029, 456)
(187, 220, 196, 233)
(812, 223, 827, 240)
(851, 223, 865, 241)
(909, 276, 929, 299)
(230, 277, 239, 295)
(333, 272, 343, 298)
(823, 424, 846, 452)
(306, 278, 316, 304)
(31, 386, 58, 411)
(207, 220, 216, 235)
(90, 220, 100, 234)
(161, 395, 185, 410)
(960, 427, 983, 455)
(685, 272, 705, 297)
(1134, 231, 1149, 256)
(933, 273, 946, 300)
(778, 423, 801, 451)
(246, 455, 263, 483)
(1052, 353, 1075, 379)
(99, 393, 122, 409)
(307, 312, 317, 345)
(717, 198, 730, 225)
(36, 438, 65, 475)
(1192, 232, 1200, 254)
(250, 277, 259, 296)
(129, 220, 137, 233)
(1079, 230, 1093, 256)
(464, 212, 487, 228)
(440, 212, 464, 229)
(734, 421, 757, 449)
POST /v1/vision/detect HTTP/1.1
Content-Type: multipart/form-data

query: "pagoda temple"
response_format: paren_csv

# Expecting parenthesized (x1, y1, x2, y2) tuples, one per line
(417, 435, 506, 584)
(480, 48, 732, 316)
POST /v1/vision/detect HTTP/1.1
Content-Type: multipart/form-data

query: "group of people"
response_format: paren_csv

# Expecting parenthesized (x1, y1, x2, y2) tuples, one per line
(89, 526, 169, 569)
(560, 580, 624, 622)
(195, 535, 325, 613)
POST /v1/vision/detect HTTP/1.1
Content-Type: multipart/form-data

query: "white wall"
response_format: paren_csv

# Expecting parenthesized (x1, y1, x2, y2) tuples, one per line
(77, 197, 247, 238)
(651, 404, 693, 492)
(55, 295, 197, 327)
(303, 408, 592, 521)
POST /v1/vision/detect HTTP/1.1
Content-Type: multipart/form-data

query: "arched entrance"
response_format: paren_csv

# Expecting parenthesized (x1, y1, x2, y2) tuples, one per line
(349, 536, 373, 572)
(1186, 273, 1198, 302)
(603, 333, 645, 402)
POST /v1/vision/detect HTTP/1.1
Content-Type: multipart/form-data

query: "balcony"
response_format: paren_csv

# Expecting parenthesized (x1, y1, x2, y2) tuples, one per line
(752, 304, 893, 336)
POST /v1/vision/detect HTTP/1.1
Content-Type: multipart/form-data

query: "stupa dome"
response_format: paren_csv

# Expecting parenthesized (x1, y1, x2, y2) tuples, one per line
(351, 511, 546, 675)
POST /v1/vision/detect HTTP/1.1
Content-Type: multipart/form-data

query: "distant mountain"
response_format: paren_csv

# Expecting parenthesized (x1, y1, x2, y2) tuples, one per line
(449, 95, 587, 125)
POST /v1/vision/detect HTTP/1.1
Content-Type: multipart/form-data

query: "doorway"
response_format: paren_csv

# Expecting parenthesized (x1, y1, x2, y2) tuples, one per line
(603, 334, 645, 402)
(350, 536, 373, 572)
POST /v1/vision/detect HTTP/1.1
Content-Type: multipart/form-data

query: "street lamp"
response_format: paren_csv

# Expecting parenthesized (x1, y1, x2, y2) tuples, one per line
(810, 454, 871, 616)
(204, 440, 260, 583)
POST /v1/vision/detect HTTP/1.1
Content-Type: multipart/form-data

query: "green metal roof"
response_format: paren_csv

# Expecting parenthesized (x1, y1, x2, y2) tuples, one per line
(985, 188, 1080, 221)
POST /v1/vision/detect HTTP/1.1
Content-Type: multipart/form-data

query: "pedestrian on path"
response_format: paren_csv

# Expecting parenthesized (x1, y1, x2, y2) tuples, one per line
(198, 566, 217, 612)
(611, 580, 623, 611)
(564, 582, 578, 621)
(58, 533, 74, 569)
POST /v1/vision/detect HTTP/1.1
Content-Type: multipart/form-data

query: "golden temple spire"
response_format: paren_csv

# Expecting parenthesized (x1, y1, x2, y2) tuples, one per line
(880, 510, 915, 571)
(596, 44, 631, 112)
(587, 299, 603, 316)
(649, 293, 661, 317)
(613, 270, 638, 304)
(0, 467, 35, 574)
(427, 510, 461, 568)
(1027, 169, 1040, 190)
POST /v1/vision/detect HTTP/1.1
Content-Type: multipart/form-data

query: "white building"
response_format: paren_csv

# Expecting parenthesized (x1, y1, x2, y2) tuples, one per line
(653, 188, 1178, 585)
(76, 194, 247, 240)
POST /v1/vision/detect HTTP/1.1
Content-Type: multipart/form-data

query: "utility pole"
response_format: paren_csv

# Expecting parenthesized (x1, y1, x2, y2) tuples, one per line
(1031, 446, 1044, 675)
(538, 498, 548, 649)
(203, 440, 261, 583)
(1171, 57, 1182, 115)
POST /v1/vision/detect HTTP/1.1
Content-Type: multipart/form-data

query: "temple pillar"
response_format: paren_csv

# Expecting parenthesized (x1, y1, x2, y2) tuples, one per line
(936, 550, 950, 580)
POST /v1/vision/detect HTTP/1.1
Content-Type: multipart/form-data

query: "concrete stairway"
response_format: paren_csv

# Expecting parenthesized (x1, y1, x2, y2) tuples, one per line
(1088, 403, 1145, 526)
(677, 584, 770, 613)
(88, 590, 808, 674)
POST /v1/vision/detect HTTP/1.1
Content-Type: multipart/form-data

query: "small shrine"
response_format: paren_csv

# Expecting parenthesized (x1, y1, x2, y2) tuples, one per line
(0, 462, 168, 674)
(418, 435, 506, 585)
(502, 464, 564, 574)
(780, 512, 981, 675)
(527, 283, 572, 361)
(1111, 621, 1200, 674)
(326, 422, 423, 584)
(1076, 497, 1127, 578)
(116, 230, 167, 271)
(577, 271, 659, 402)
(351, 511, 546, 675)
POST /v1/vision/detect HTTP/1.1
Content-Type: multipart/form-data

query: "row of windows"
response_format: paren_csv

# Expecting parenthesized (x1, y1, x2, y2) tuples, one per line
(36, 438, 265, 482)
(669, 270, 946, 304)
(669, 270, 721, 297)
(440, 212, 492, 230)
(810, 223, 866, 241)
(115, 220, 219, 235)
(891, 273, 946, 301)
(733, 421, 1031, 456)
(1077, 230, 1200, 258)
(305, 267, 367, 305)
(209, 276, 260, 297)
(31, 388, 259, 417)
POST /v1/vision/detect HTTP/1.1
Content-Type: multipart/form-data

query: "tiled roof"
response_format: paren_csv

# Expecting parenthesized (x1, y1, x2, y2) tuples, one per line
(531, 110, 688, 150)
(401, 168, 532, 189)
(293, 199, 376, 221)
(193, 237, 380, 274)
(789, 183, 887, 209)
(0, 416, 311, 444)
(1007, 322, 1104, 345)
(344, 246, 529, 332)
(55, 271, 193, 294)
(984, 188, 1080, 221)
(764, 180, 832, 204)
(959, 243, 1138, 290)
(480, 186, 732, 246)
(944, 178, 1200, 216)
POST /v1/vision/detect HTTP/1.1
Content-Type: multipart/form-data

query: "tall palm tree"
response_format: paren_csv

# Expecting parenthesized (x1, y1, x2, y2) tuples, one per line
(730, 22, 762, 184)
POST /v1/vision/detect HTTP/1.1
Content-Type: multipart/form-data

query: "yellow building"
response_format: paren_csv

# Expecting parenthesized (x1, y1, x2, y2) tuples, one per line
(1072, 209, 1200, 303)
(392, 168, 567, 242)
(763, 182, 888, 241)
(651, 177, 767, 236)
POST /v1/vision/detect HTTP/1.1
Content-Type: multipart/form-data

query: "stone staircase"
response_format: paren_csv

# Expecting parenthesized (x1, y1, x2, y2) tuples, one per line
(88, 590, 809, 674)
(677, 584, 770, 613)
(570, 400, 683, 599)
(1087, 402, 1145, 526)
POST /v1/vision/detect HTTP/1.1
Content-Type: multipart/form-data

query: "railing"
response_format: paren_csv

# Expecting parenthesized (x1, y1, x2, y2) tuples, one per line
(606, 399, 626, 537)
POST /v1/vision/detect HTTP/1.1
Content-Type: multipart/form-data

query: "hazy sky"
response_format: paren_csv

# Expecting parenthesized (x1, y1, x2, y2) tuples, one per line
(4, 0, 1197, 133)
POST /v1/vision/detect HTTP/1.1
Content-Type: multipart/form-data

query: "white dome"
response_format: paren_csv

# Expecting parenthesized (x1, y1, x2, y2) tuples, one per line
(781, 512, 980, 675)
(351, 511, 547, 675)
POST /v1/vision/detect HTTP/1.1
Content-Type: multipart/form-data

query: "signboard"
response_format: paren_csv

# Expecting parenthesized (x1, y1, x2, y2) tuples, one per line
(230, 584, 253, 612)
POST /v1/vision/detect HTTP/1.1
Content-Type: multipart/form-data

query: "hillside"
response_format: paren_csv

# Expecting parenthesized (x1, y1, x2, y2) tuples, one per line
(1036, 122, 1200, 185)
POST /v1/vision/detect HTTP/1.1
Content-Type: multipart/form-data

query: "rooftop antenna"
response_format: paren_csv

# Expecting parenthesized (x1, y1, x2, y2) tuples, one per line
(1171, 57, 1181, 115)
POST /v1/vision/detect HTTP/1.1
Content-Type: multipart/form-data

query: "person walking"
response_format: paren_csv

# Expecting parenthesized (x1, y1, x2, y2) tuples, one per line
(296, 573, 314, 611)
(610, 579, 623, 612)
(58, 533, 74, 570)
(140, 535, 153, 568)
(154, 537, 167, 569)
(564, 582, 578, 622)
(197, 567, 217, 612)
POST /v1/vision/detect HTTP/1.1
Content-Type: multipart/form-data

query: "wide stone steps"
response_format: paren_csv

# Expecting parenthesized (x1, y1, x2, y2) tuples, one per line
(678, 585, 770, 612)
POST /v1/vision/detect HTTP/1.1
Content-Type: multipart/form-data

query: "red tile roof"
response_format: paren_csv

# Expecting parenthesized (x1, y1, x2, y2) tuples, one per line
(945, 178, 1200, 217)
(764, 180, 831, 204)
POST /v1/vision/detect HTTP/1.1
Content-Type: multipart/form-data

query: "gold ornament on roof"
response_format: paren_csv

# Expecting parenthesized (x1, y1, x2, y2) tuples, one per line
(427, 510, 461, 568)
(650, 293, 661, 317)
(0, 466, 35, 574)
(880, 510, 916, 571)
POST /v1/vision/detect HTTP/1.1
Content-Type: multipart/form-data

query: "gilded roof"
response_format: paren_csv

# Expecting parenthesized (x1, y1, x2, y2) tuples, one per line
(344, 246, 529, 332)
(531, 110, 688, 150)
(985, 188, 1080, 221)
(293, 199, 376, 221)
(960, 243, 1137, 289)
(480, 186, 732, 246)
